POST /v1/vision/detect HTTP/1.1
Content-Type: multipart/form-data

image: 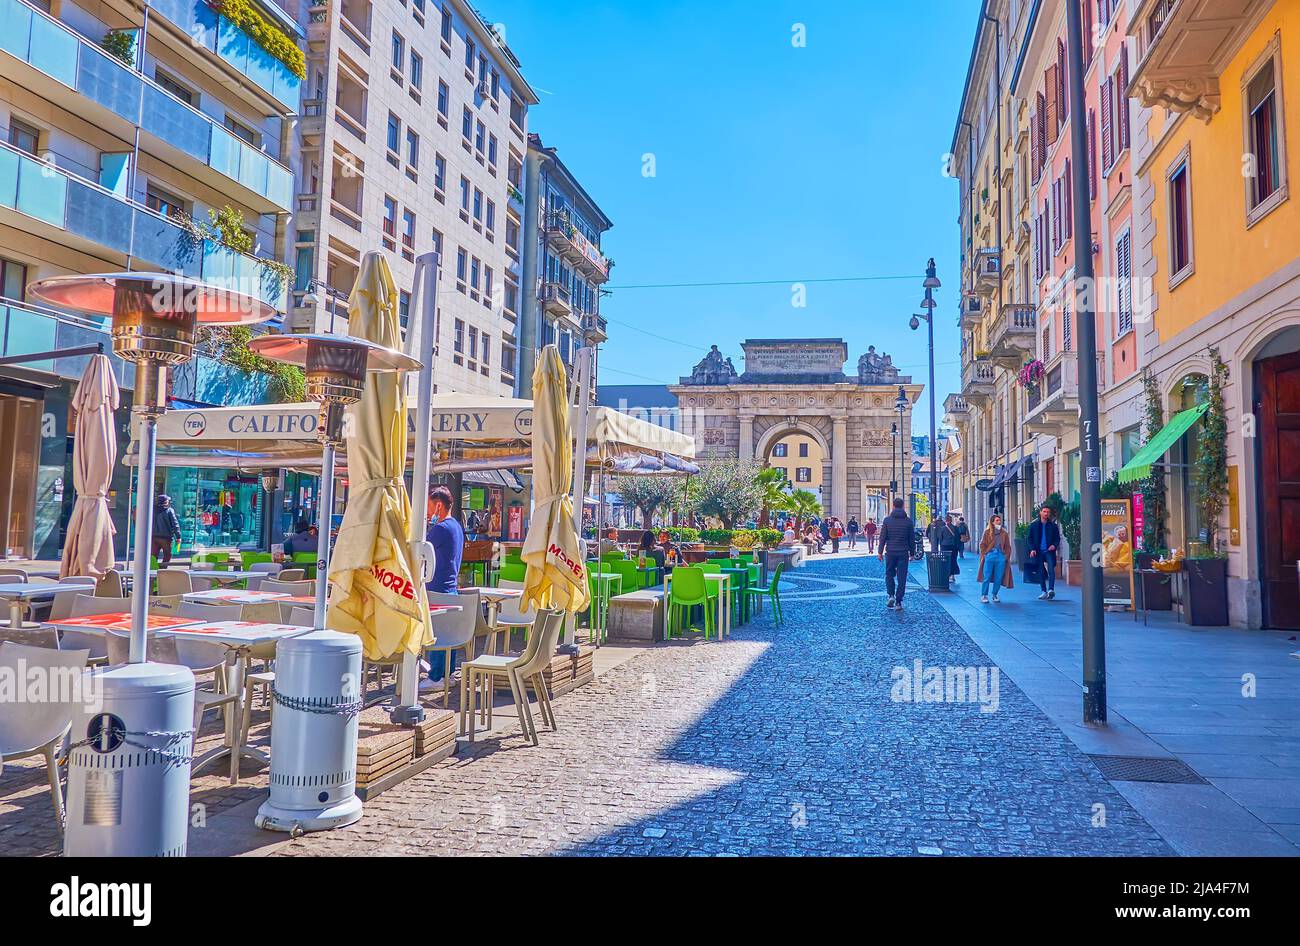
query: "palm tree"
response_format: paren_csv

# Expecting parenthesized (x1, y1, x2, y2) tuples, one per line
(756, 466, 791, 529)
(787, 489, 821, 532)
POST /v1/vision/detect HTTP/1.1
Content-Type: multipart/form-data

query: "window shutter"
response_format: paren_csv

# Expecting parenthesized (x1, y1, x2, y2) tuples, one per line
(1117, 229, 1133, 335)
(1063, 161, 1073, 241)
(1088, 110, 1098, 200)
(1033, 212, 1041, 280)
(1118, 54, 1131, 151)
(1083, 1, 1094, 65)
(1051, 180, 1060, 251)
(1101, 76, 1113, 170)
(1035, 94, 1048, 174)
(1045, 69, 1059, 145)
(1057, 41, 1068, 123)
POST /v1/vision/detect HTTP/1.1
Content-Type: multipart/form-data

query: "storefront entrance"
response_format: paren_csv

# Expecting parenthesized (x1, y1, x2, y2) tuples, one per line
(0, 390, 41, 557)
(1254, 348, 1300, 630)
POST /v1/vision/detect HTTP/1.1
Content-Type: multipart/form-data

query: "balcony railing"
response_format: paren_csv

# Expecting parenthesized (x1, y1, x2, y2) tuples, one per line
(547, 211, 610, 282)
(988, 303, 1037, 369)
(541, 281, 573, 320)
(0, 0, 294, 212)
(0, 139, 287, 311)
(960, 293, 984, 331)
(961, 355, 996, 407)
(1024, 350, 1107, 434)
(974, 248, 1000, 294)
(147, 0, 302, 111)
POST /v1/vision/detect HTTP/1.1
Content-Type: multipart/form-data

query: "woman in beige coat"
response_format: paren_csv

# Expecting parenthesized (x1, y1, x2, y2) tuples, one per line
(976, 513, 1014, 603)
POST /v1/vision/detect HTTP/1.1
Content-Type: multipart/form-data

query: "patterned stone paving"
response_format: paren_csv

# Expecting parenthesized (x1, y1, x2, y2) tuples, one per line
(271, 557, 1171, 857)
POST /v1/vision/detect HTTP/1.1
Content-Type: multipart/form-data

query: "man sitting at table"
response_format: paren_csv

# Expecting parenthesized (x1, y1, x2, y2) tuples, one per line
(420, 485, 465, 692)
(283, 518, 317, 557)
(597, 528, 621, 557)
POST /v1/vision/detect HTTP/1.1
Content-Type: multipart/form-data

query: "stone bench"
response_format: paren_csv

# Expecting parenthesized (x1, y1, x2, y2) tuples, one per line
(607, 589, 665, 643)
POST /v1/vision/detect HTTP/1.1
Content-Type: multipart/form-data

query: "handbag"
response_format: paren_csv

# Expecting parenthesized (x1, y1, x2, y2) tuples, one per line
(1024, 556, 1043, 584)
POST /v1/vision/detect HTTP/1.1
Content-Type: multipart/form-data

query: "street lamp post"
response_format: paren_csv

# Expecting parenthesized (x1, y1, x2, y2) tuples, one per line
(895, 386, 909, 512)
(912, 258, 941, 518)
(1066, 0, 1107, 725)
(890, 422, 899, 501)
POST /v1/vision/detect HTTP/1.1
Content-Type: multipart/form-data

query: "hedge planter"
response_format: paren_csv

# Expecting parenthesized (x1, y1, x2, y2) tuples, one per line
(1185, 557, 1229, 626)
(1133, 553, 1172, 612)
(1013, 537, 1029, 566)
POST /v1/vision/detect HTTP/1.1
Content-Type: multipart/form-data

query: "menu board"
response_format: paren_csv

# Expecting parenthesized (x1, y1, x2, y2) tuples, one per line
(1100, 497, 1134, 607)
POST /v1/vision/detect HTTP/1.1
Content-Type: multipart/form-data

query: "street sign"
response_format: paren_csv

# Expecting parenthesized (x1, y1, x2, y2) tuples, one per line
(975, 478, 995, 491)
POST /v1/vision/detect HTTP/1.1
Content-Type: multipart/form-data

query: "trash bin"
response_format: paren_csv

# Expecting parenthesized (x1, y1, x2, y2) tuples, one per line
(927, 551, 951, 591)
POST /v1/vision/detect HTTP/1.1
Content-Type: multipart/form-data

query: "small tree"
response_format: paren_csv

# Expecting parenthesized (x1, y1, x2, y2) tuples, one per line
(694, 457, 764, 529)
(1193, 348, 1230, 555)
(611, 475, 681, 530)
(1138, 368, 1169, 552)
(755, 465, 792, 528)
(787, 489, 822, 532)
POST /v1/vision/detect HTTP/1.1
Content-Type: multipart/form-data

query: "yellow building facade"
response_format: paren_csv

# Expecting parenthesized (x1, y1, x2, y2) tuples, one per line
(1130, 0, 1300, 628)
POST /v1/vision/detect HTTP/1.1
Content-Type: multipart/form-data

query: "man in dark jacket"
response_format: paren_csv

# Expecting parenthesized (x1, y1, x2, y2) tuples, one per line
(1026, 505, 1062, 600)
(151, 494, 181, 566)
(877, 498, 915, 610)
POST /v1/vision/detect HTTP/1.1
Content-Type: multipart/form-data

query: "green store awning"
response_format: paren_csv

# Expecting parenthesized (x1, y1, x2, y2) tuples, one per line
(1116, 403, 1209, 483)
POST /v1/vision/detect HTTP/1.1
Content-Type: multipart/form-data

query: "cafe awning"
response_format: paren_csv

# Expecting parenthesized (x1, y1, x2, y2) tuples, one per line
(1116, 403, 1208, 484)
(129, 396, 695, 471)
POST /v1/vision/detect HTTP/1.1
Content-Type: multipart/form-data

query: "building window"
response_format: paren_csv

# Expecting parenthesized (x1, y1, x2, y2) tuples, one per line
(410, 50, 423, 91)
(453, 318, 465, 359)
(224, 116, 259, 146)
(441, 4, 452, 46)
(437, 81, 449, 120)
(406, 129, 419, 169)
(399, 290, 411, 330)
(402, 209, 416, 259)
(145, 184, 189, 220)
(391, 31, 405, 74)
(382, 195, 398, 250)
(1245, 48, 1285, 219)
(434, 154, 446, 194)
(7, 118, 39, 156)
(0, 257, 28, 301)
(796, 467, 812, 483)
(464, 36, 475, 72)
(1167, 153, 1193, 284)
(798, 442, 808, 458)
(772, 443, 788, 458)
(1115, 228, 1133, 336)
(456, 248, 467, 291)
(462, 106, 473, 143)
(387, 113, 401, 156)
(155, 70, 194, 105)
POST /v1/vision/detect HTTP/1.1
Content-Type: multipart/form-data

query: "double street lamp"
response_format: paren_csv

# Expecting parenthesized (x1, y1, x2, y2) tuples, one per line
(894, 386, 908, 510)
(911, 258, 940, 520)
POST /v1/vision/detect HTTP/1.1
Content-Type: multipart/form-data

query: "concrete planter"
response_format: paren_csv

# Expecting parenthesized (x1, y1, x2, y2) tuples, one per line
(1065, 560, 1084, 586)
(1185, 557, 1230, 626)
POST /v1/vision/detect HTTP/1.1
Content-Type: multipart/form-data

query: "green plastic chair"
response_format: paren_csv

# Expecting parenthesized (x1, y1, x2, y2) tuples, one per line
(292, 551, 318, 579)
(746, 562, 785, 625)
(241, 551, 274, 569)
(611, 559, 640, 594)
(498, 561, 527, 584)
(666, 566, 713, 640)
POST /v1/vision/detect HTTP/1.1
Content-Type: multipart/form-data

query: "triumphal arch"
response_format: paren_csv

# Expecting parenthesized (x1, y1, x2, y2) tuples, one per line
(668, 339, 923, 522)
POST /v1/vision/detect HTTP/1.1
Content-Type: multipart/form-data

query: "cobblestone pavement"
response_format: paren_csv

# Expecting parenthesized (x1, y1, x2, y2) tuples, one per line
(275, 557, 1171, 857)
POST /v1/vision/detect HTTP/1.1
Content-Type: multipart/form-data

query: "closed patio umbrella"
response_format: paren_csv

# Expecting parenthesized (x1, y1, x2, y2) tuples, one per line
(521, 345, 589, 614)
(60, 354, 119, 579)
(326, 253, 431, 660)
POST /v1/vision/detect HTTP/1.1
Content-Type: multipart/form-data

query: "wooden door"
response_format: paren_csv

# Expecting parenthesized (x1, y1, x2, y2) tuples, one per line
(1255, 350, 1300, 629)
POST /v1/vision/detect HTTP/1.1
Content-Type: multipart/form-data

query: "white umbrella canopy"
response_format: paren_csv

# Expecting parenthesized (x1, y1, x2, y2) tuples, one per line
(60, 354, 120, 579)
(521, 345, 589, 614)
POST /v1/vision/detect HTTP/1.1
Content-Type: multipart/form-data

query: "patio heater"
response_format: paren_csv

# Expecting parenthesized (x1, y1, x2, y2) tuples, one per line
(29, 272, 275, 856)
(248, 334, 420, 834)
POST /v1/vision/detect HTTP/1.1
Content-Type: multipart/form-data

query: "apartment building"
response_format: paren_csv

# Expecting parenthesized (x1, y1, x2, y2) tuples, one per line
(291, 0, 537, 396)
(952, 0, 1146, 547)
(0, 0, 302, 557)
(1127, 0, 1300, 629)
(516, 131, 612, 396)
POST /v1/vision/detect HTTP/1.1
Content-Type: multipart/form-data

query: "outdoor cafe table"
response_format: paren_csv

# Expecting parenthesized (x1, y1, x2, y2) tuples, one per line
(0, 582, 60, 628)
(663, 571, 732, 639)
(461, 586, 522, 654)
(185, 569, 264, 584)
(584, 569, 623, 643)
(182, 589, 291, 605)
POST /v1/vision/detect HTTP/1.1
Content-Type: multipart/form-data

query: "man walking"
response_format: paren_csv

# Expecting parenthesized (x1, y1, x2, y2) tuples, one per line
(956, 516, 970, 558)
(864, 516, 878, 554)
(878, 498, 915, 611)
(830, 517, 843, 554)
(420, 485, 465, 692)
(846, 516, 860, 549)
(1027, 504, 1061, 600)
(942, 513, 962, 579)
(151, 494, 181, 566)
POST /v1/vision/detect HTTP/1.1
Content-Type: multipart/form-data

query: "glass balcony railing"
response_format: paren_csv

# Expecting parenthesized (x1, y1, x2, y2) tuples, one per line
(0, 0, 293, 211)
(147, 0, 301, 111)
(0, 140, 288, 311)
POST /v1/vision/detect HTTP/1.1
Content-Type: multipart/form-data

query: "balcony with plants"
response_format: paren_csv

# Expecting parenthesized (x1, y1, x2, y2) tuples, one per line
(988, 303, 1036, 369)
(0, 0, 294, 213)
(1022, 349, 1107, 436)
(0, 138, 288, 310)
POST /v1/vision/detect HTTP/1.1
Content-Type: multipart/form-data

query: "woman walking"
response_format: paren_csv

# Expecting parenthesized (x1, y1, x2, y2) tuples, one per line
(977, 513, 1014, 603)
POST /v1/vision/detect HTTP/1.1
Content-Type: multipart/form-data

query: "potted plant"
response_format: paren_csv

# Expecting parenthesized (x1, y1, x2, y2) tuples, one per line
(1185, 350, 1231, 626)
(1059, 499, 1083, 585)
(1015, 358, 1046, 388)
(1013, 520, 1030, 567)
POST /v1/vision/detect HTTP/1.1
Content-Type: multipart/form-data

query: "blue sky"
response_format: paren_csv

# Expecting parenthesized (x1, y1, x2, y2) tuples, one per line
(488, 0, 978, 423)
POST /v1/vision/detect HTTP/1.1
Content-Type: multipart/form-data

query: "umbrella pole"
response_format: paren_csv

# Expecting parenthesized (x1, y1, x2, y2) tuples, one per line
(393, 252, 439, 725)
(313, 441, 336, 631)
(566, 346, 594, 651)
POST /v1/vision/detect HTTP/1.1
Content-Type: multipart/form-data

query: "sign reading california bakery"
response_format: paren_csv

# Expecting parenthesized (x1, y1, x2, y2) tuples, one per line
(668, 337, 924, 522)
